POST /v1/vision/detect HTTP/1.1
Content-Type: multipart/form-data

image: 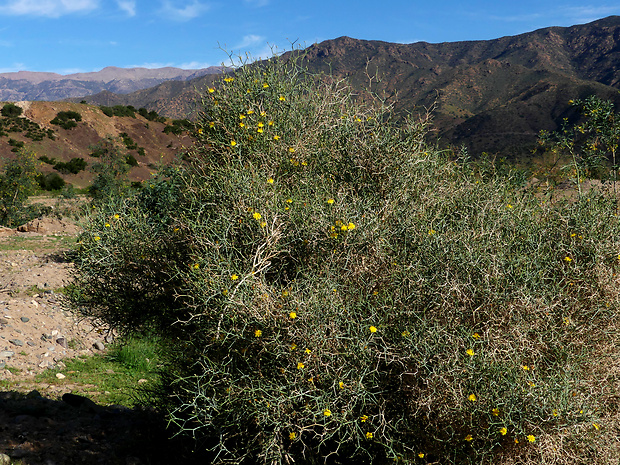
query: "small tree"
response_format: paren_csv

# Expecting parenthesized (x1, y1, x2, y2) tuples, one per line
(0, 150, 41, 226)
(538, 96, 620, 197)
(88, 137, 132, 204)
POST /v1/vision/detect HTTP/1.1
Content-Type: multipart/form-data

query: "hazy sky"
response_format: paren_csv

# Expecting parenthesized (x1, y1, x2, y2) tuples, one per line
(0, 0, 618, 73)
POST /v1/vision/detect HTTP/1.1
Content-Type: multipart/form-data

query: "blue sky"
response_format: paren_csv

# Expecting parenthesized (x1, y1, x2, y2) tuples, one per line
(0, 1, 619, 74)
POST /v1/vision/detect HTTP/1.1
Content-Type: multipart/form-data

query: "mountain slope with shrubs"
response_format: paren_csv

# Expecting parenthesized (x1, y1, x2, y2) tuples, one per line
(68, 53, 620, 464)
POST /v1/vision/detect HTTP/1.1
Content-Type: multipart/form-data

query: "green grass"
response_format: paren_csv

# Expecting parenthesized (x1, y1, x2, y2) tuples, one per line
(0, 234, 77, 252)
(35, 336, 161, 406)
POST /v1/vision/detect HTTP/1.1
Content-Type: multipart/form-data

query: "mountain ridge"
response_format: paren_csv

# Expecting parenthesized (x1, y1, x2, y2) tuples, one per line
(0, 66, 227, 101)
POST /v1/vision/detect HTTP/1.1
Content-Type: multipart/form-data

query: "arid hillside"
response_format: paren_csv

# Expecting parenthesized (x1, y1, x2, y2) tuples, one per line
(0, 101, 193, 188)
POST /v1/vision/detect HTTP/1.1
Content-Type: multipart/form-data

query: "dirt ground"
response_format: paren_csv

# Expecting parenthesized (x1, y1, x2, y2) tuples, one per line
(0, 216, 190, 465)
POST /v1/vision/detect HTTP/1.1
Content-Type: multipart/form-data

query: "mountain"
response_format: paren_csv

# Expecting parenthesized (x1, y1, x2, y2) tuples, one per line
(0, 66, 226, 102)
(76, 16, 620, 159)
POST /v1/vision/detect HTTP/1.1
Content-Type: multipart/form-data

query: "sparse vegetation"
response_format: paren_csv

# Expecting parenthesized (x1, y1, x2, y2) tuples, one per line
(100, 105, 137, 118)
(163, 118, 192, 135)
(53, 157, 87, 175)
(1, 103, 23, 118)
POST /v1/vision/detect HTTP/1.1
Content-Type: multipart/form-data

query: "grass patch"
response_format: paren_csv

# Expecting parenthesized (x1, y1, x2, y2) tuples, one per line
(0, 234, 77, 252)
(35, 336, 161, 407)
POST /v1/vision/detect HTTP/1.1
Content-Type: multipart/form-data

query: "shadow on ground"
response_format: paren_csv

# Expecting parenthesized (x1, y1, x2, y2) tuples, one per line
(0, 390, 207, 465)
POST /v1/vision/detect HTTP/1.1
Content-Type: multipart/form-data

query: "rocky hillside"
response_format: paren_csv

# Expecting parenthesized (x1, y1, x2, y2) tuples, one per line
(0, 101, 193, 188)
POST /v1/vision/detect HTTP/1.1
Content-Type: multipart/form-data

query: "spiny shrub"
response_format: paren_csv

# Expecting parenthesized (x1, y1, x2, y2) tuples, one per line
(70, 54, 620, 464)
(50, 110, 82, 130)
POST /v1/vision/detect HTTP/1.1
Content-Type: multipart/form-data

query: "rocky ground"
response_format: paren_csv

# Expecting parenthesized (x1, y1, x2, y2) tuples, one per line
(0, 217, 193, 465)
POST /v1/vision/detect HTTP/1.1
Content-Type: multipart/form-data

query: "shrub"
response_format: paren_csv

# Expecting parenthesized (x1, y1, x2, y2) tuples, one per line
(125, 154, 138, 167)
(53, 157, 87, 174)
(1, 103, 23, 118)
(0, 149, 41, 226)
(50, 110, 82, 130)
(100, 105, 136, 118)
(163, 119, 192, 135)
(37, 172, 66, 191)
(70, 55, 620, 464)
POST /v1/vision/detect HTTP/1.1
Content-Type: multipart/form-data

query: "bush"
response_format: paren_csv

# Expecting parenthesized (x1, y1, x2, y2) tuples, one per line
(70, 55, 620, 464)
(1, 103, 23, 118)
(53, 157, 87, 174)
(0, 149, 41, 226)
(100, 105, 136, 118)
(50, 110, 82, 130)
(37, 172, 66, 191)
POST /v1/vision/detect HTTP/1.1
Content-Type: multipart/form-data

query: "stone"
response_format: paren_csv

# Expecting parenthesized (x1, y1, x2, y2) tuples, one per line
(93, 341, 105, 351)
(9, 339, 23, 347)
(0, 453, 10, 465)
(0, 350, 14, 358)
(20, 316, 30, 323)
(55, 373, 66, 379)
(56, 337, 68, 349)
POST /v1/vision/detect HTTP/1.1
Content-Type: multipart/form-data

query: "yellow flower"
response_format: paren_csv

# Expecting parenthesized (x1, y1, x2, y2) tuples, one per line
(289, 147, 295, 153)
(492, 408, 500, 416)
(279, 95, 286, 101)
(468, 394, 477, 402)
(239, 122, 245, 128)
(499, 427, 507, 436)
(465, 434, 473, 442)
(286, 198, 293, 203)
(564, 256, 572, 262)
(113, 214, 120, 219)
(105, 223, 110, 227)
(192, 263, 200, 269)
(247, 110, 254, 115)
(263, 83, 269, 88)
(289, 432, 296, 440)
(347, 222, 356, 230)
(366, 432, 373, 439)
(209, 121, 215, 127)
(506, 204, 513, 209)
(472, 332, 481, 339)
(257, 122, 264, 128)
(327, 198, 335, 204)
(255, 329, 262, 337)
(360, 415, 368, 422)
(323, 409, 331, 417)
(94, 236, 101, 241)
(224, 77, 234, 82)
(341, 224, 348, 231)
(239, 114, 246, 120)
(297, 362, 304, 369)
(522, 365, 530, 371)
(428, 229, 436, 235)
(552, 409, 558, 416)
(305, 348, 311, 354)
(267, 178, 274, 184)
(526, 435, 535, 443)
(268, 120, 274, 126)
(260, 221, 267, 228)
(207, 87, 215, 93)
(339, 381, 344, 389)
(290, 343, 297, 351)
(369, 326, 377, 333)
(230, 140, 237, 147)
(466, 349, 475, 356)
(289, 312, 297, 319)
(273, 135, 280, 141)
(593, 423, 600, 430)
(253, 212, 262, 220)
(257, 128, 264, 133)
(401, 330, 410, 337)
(418, 453, 425, 458)
(260, 111, 267, 117)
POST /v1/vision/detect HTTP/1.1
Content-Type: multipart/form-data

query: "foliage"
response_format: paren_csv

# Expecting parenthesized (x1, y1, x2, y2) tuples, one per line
(163, 118, 192, 135)
(100, 105, 137, 118)
(119, 132, 139, 150)
(1, 103, 23, 118)
(0, 150, 42, 226)
(37, 172, 66, 191)
(538, 96, 620, 195)
(138, 107, 166, 123)
(50, 110, 82, 130)
(53, 157, 87, 174)
(70, 55, 620, 464)
(87, 137, 132, 204)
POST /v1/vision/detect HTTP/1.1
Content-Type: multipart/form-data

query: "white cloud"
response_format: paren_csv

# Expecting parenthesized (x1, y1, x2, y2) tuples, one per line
(158, 0, 209, 21)
(116, 0, 136, 16)
(0, 0, 99, 17)
(129, 61, 213, 69)
(234, 34, 265, 50)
